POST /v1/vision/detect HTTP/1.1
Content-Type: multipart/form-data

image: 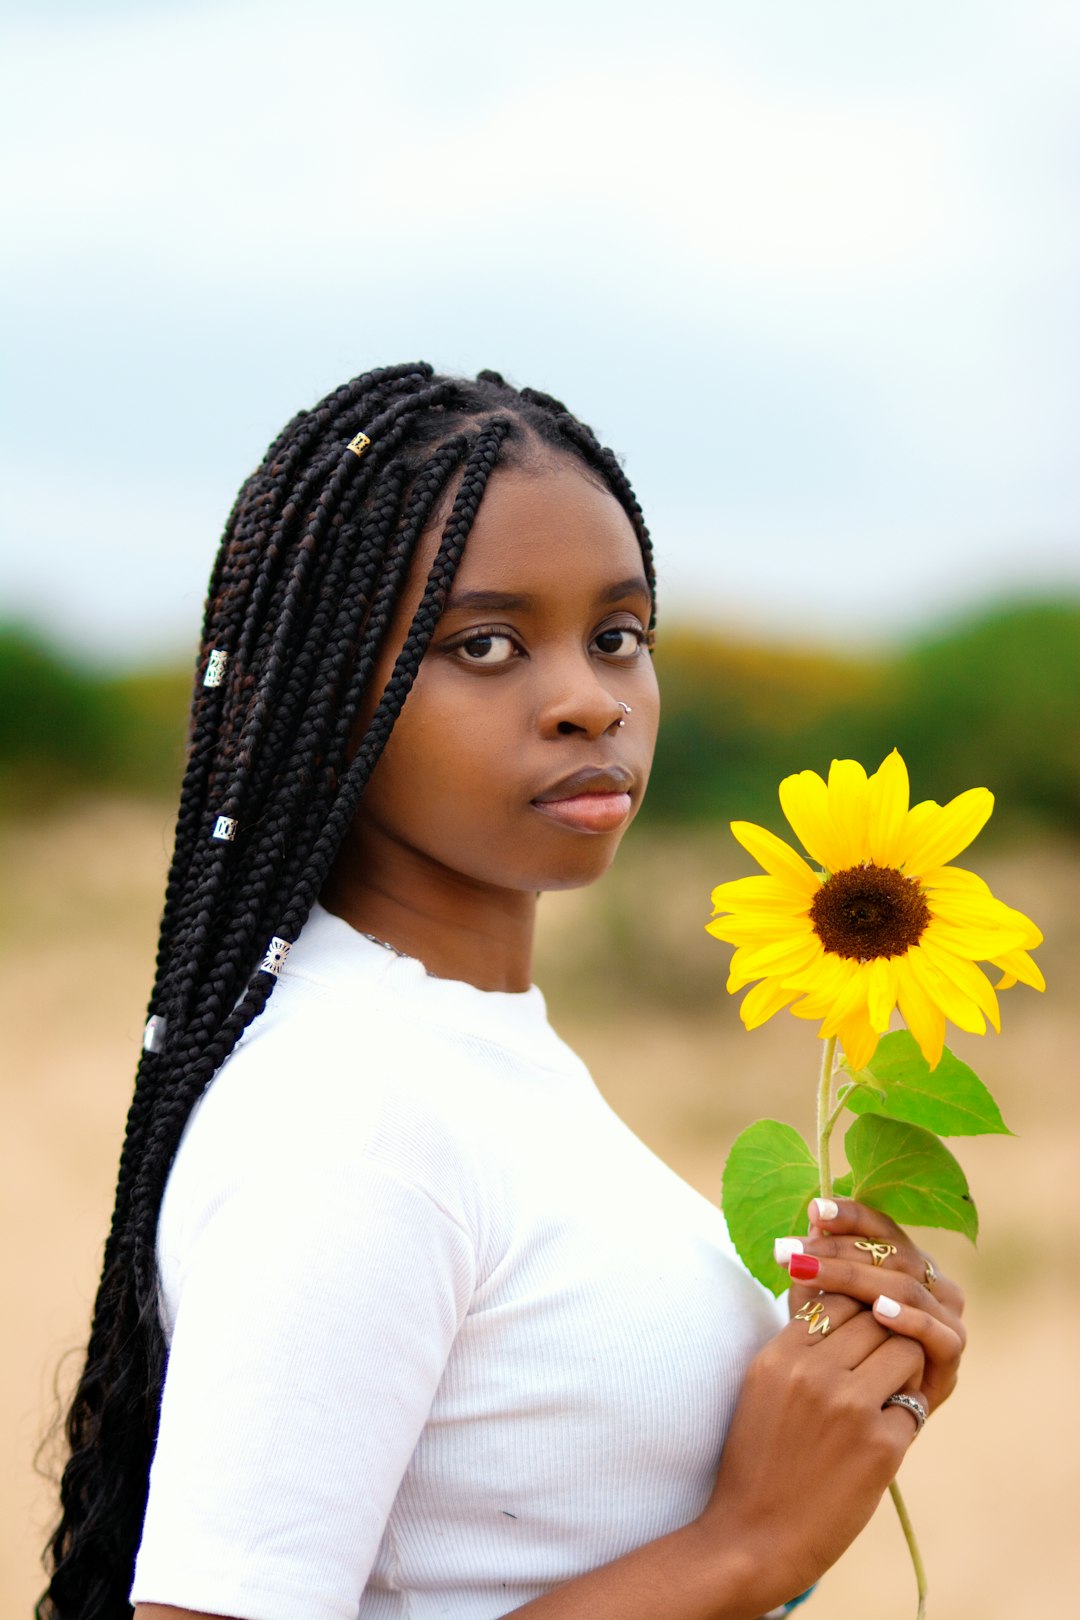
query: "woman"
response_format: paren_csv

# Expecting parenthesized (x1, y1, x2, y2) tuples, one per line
(41, 364, 965, 1620)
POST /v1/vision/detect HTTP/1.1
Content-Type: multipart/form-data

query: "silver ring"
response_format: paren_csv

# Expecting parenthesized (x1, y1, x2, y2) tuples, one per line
(883, 1392, 927, 1434)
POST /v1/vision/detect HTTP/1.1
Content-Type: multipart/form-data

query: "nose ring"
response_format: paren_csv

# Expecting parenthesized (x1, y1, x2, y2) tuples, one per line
(616, 701, 632, 729)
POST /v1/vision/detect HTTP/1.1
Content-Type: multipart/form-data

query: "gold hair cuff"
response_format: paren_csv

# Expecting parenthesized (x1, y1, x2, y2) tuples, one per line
(347, 431, 372, 458)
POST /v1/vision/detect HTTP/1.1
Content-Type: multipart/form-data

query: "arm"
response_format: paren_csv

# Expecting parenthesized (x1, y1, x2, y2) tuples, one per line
(135, 1201, 964, 1620)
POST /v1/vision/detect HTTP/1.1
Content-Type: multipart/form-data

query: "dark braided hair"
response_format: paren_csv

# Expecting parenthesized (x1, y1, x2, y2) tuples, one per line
(39, 363, 655, 1620)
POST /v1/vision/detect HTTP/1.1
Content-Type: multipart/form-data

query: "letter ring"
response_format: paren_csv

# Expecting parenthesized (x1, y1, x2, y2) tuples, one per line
(855, 1239, 897, 1267)
(794, 1299, 831, 1337)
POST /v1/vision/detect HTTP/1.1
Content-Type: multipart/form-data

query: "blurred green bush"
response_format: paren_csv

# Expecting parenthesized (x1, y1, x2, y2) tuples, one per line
(646, 598, 1079, 843)
(1, 597, 1077, 840)
(0, 627, 191, 813)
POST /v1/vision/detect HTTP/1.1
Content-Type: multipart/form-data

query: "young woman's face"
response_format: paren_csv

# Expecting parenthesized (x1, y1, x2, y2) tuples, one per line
(350, 454, 660, 898)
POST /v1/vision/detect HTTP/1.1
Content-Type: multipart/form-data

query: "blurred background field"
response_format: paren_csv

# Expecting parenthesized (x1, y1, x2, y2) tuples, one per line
(3, 602, 1079, 1617)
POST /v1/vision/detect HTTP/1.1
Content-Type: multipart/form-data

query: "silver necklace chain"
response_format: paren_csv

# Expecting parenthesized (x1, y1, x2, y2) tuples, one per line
(360, 931, 440, 978)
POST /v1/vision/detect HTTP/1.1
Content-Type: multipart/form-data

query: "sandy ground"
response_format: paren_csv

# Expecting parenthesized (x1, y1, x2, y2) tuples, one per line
(4, 800, 1079, 1618)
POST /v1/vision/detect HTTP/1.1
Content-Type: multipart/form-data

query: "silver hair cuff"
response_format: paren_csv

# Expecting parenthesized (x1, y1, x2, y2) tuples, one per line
(203, 649, 229, 687)
(143, 1014, 167, 1054)
(212, 815, 238, 842)
(260, 937, 292, 976)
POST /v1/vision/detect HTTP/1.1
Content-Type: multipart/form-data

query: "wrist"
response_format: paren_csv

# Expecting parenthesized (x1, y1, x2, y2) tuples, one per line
(681, 1516, 789, 1620)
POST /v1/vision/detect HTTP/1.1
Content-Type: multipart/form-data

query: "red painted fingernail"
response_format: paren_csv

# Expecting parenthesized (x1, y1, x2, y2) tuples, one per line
(789, 1252, 821, 1280)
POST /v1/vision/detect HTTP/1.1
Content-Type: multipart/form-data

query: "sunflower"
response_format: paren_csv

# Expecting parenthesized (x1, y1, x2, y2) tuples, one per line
(706, 749, 1044, 1070)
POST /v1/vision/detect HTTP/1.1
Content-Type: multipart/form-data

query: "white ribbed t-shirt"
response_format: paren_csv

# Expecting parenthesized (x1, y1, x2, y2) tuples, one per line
(131, 903, 783, 1620)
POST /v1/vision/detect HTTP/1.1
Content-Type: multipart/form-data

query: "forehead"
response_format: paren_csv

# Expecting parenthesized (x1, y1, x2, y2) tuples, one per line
(430, 456, 646, 601)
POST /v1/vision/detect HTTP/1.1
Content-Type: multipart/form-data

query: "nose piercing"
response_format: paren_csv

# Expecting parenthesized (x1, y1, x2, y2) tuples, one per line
(616, 701, 632, 728)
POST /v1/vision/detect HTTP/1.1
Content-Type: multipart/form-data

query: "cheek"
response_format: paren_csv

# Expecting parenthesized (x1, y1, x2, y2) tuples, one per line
(362, 686, 517, 831)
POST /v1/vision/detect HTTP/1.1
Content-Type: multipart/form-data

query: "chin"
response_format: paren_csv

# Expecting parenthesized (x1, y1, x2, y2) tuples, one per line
(532, 845, 625, 893)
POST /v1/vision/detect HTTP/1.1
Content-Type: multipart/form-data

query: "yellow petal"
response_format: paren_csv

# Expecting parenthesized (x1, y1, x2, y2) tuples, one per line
(893, 799, 941, 870)
(725, 932, 819, 991)
(866, 956, 899, 1032)
(990, 948, 1046, 993)
(708, 916, 810, 948)
(784, 953, 855, 1016)
(818, 961, 875, 1037)
(907, 945, 986, 1035)
(826, 757, 871, 864)
(923, 919, 1030, 961)
(902, 787, 995, 878)
(710, 874, 813, 912)
(867, 748, 910, 866)
(837, 1007, 881, 1072)
(778, 770, 848, 873)
(739, 977, 803, 1030)
(920, 864, 993, 896)
(732, 932, 823, 981)
(919, 936, 1002, 1032)
(930, 890, 1042, 941)
(730, 821, 820, 892)
(893, 955, 947, 1069)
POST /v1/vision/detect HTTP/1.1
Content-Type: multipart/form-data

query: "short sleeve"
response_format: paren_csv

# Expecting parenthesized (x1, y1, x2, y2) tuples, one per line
(131, 1154, 477, 1620)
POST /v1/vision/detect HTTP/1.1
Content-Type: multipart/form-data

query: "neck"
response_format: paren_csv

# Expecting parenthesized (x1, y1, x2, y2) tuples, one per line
(321, 829, 537, 993)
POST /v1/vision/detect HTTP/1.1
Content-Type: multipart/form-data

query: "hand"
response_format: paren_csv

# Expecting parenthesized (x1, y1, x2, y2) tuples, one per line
(778, 1196, 967, 1415)
(699, 1268, 930, 1610)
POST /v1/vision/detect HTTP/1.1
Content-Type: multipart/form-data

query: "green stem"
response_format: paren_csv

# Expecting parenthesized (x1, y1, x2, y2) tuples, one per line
(814, 1036, 928, 1618)
(815, 1035, 837, 1199)
(889, 1478, 928, 1620)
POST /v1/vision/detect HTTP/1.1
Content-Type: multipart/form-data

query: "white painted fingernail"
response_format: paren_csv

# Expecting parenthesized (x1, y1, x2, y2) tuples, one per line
(810, 1197, 839, 1222)
(774, 1237, 805, 1264)
(875, 1294, 902, 1319)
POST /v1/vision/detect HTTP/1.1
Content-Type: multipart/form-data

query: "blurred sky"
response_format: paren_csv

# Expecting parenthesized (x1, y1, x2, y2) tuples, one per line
(2, 0, 1078, 663)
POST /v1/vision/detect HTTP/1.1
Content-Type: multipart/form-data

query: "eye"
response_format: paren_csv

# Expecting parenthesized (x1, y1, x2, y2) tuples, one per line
(453, 631, 519, 665)
(593, 626, 645, 659)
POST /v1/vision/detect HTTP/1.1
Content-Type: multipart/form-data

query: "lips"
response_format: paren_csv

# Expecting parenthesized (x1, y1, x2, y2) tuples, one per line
(531, 765, 635, 834)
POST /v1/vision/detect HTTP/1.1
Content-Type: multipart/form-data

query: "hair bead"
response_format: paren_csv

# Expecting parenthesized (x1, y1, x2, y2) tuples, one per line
(202, 648, 229, 687)
(142, 1014, 167, 1054)
(347, 431, 372, 458)
(211, 815, 238, 842)
(259, 936, 292, 976)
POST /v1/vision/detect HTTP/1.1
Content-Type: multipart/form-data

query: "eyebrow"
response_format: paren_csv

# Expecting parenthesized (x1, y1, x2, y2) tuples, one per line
(444, 576, 652, 614)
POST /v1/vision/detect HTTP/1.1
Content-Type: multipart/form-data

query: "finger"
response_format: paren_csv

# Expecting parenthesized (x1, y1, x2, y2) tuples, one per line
(871, 1293, 965, 1413)
(784, 1291, 897, 1371)
(785, 1288, 859, 1347)
(879, 1382, 930, 1443)
(850, 1327, 926, 1400)
(807, 1196, 912, 1247)
(782, 1251, 967, 1350)
(775, 1232, 964, 1315)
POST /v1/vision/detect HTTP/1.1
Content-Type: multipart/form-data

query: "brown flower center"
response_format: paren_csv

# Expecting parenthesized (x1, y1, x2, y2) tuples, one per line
(810, 863, 930, 961)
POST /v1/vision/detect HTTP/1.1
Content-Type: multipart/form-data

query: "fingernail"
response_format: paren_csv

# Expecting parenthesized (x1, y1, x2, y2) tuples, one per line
(810, 1197, 839, 1223)
(774, 1237, 805, 1265)
(789, 1253, 821, 1281)
(875, 1295, 902, 1319)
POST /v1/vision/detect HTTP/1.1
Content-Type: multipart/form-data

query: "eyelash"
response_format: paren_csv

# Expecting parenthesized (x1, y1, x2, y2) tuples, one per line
(448, 623, 647, 667)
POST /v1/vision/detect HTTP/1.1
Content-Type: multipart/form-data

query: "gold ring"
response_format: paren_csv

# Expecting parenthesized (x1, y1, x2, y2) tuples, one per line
(924, 1259, 937, 1292)
(855, 1240, 897, 1268)
(794, 1299, 831, 1337)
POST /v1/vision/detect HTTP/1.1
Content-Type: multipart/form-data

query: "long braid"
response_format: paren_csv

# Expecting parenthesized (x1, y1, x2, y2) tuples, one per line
(40, 369, 653, 1620)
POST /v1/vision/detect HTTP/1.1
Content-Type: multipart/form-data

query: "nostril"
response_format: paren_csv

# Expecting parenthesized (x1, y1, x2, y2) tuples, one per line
(556, 721, 581, 735)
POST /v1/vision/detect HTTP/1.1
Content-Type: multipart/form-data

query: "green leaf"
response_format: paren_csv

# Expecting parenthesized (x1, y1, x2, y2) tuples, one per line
(722, 1120, 819, 1295)
(845, 1113, 978, 1241)
(831, 1171, 853, 1198)
(844, 1030, 1012, 1137)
